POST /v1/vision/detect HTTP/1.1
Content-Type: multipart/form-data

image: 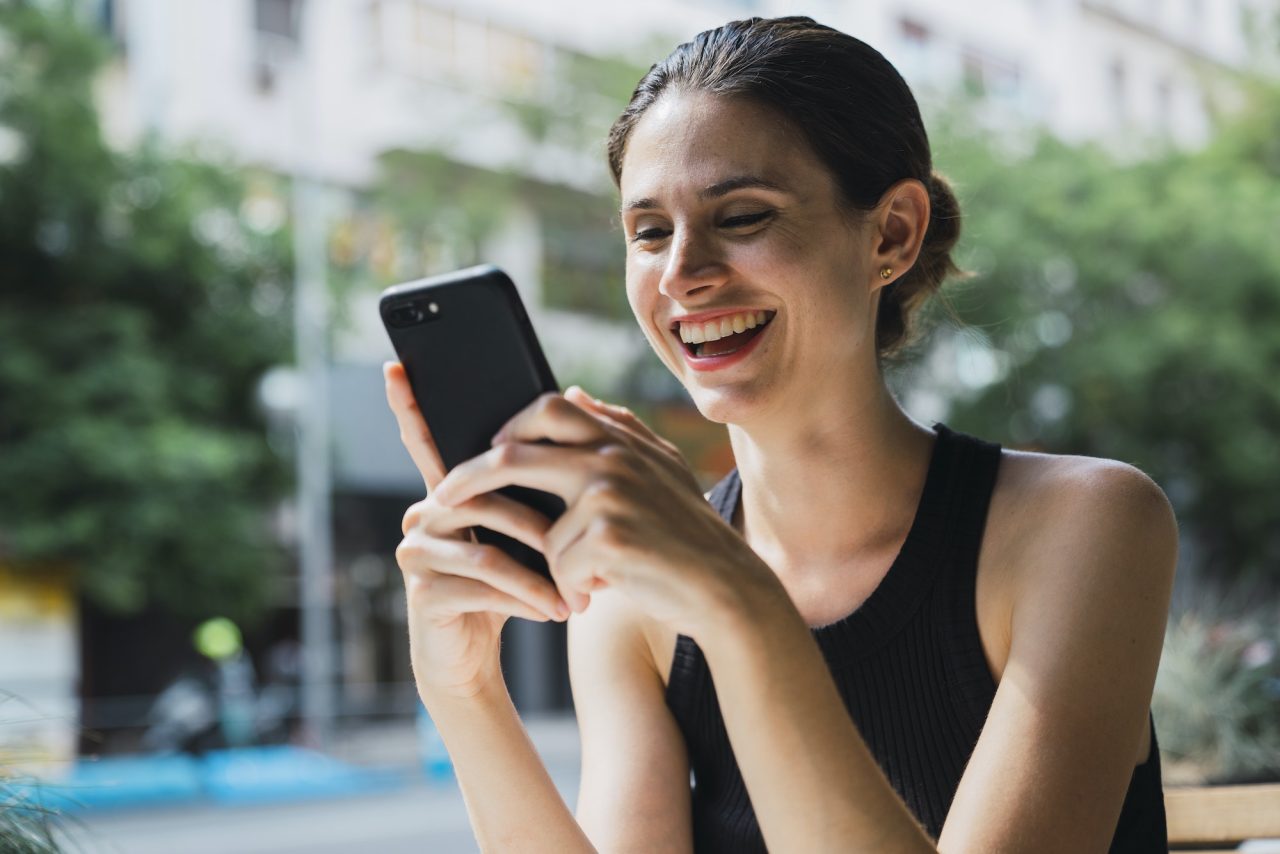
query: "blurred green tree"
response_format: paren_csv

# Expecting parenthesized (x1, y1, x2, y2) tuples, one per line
(905, 79, 1280, 585)
(0, 3, 293, 621)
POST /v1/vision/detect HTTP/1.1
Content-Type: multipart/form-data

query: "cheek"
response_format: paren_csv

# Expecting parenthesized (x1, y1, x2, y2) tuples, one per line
(624, 263, 644, 317)
(624, 266, 663, 350)
(624, 253, 666, 312)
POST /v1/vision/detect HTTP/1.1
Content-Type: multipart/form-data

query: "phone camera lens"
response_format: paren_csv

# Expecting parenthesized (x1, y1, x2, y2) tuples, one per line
(388, 304, 425, 327)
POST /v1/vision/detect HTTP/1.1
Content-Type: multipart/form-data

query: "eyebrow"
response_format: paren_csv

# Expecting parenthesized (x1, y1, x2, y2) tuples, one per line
(620, 175, 790, 214)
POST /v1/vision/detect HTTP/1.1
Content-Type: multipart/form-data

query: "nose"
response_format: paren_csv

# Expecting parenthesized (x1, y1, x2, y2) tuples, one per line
(658, 224, 729, 301)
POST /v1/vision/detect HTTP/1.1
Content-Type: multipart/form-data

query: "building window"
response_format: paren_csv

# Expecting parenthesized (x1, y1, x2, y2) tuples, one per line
(256, 0, 301, 42)
(1156, 75, 1173, 132)
(900, 17, 930, 44)
(897, 17, 935, 81)
(1109, 57, 1128, 122)
(95, 0, 128, 48)
(253, 0, 301, 95)
(961, 47, 1020, 99)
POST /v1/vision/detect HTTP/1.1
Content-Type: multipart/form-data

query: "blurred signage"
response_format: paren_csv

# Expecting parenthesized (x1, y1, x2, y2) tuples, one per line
(0, 564, 78, 779)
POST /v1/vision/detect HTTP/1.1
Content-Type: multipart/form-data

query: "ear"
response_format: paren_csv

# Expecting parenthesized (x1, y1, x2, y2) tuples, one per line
(867, 178, 930, 290)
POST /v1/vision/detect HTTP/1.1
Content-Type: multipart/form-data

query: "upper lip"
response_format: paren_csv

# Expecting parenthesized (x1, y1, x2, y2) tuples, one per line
(668, 308, 775, 332)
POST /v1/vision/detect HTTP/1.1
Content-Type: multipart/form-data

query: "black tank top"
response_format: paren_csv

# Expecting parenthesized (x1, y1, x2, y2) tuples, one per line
(664, 422, 1167, 852)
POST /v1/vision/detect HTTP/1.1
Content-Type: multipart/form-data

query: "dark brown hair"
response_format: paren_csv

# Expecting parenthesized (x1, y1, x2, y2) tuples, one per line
(606, 16, 971, 361)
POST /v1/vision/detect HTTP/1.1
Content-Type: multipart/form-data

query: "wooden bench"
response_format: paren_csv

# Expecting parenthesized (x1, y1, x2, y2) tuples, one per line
(1166, 784, 1280, 852)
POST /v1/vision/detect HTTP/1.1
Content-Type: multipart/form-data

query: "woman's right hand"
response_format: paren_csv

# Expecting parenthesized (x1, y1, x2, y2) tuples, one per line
(383, 361, 570, 702)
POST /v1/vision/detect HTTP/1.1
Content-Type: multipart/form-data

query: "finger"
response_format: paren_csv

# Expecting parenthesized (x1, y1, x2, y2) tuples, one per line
(565, 386, 696, 486)
(418, 491, 553, 557)
(564, 386, 659, 444)
(409, 571, 552, 625)
(489, 391, 608, 447)
(431, 440, 606, 509)
(397, 530, 569, 621)
(541, 482, 623, 613)
(383, 361, 448, 491)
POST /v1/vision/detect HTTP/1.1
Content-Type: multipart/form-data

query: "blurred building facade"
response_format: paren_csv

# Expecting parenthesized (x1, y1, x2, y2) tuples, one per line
(58, 0, 1275, 737)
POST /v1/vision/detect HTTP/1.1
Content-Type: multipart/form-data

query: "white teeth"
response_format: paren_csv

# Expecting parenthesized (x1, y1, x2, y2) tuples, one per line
(677, 310, 771, 344)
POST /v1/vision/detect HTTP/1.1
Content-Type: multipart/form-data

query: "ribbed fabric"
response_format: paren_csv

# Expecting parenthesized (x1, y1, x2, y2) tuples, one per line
(664, 422, 1167, 852)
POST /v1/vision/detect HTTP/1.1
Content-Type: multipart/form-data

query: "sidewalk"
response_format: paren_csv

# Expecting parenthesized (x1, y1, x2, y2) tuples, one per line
(330, 712, 582, 775)
(48, 714, 584, 854)
(17, 712, 582, 815)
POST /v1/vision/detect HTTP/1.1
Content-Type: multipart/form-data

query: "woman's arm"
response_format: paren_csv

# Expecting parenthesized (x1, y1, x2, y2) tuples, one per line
(424, 678, 597, 853)
(936, 461, 1177, 852)
(696, 459, 1177, 853)
(570, 588, 694, 852)
(699, 585, 936, 853)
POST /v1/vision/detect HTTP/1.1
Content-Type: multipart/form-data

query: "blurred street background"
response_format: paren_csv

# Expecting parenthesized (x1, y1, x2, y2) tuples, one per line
(1, 0, 1279, 851)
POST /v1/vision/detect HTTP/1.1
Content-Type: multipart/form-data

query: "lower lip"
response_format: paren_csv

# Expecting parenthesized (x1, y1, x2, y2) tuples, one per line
(678, 320, 773, 373)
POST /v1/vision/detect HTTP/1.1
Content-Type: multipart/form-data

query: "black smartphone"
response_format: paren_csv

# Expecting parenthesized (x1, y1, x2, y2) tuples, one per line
(379, 264, 566, 580)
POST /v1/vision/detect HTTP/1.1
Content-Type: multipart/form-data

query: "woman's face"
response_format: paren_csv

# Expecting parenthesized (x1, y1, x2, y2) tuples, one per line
(618, 91, 882, 426)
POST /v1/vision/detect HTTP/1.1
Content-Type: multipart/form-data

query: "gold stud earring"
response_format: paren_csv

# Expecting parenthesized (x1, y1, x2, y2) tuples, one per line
(880, 266, 894, 280)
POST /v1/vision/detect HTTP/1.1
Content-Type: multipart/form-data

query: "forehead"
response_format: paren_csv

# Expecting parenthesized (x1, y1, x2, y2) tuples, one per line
(619, 91, 824, 206)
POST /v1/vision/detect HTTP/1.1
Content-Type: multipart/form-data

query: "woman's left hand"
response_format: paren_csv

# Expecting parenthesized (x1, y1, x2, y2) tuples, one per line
(429, 386, 779, 638)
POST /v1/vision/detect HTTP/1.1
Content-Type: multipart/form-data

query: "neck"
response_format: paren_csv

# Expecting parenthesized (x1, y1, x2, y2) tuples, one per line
(725, 365, 937, 577)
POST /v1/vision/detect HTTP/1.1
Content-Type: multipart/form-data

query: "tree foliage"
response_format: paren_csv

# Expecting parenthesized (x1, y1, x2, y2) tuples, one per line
(0, 3, 293, 620)
(911, 81, 1280, 584)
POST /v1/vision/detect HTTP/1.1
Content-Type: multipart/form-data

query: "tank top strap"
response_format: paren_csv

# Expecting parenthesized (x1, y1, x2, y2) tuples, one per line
(931, 423, 1003, 579)
(931, 422, 1005, 733)
(707, 465, 741, 522)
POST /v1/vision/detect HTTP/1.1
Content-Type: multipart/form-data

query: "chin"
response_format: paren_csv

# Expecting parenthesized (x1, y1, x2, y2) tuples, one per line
(684, 382, 772, 427)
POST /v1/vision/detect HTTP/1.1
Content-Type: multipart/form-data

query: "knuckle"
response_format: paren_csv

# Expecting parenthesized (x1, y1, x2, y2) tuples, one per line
(582, 478, 618, 509)
(596, 444, 637, 478)
(394, 537, 422, 567)
(472, 543, 506, 574)
(591, 514, 628, 548)
(493, 441, 521, 468)
(598, 441, 629, 460)
(521, 574, 547, 601)
(535, 391, 561, 415)
(400, 499, 429, 536)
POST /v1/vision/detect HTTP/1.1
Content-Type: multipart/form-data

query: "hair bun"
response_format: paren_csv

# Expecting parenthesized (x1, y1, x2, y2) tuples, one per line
(924, 171, 962, 251)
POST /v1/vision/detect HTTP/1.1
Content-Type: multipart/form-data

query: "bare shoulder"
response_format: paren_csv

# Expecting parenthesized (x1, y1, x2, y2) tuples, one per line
(989, 446, 1179, 599)
(941, 448, 1180, 850)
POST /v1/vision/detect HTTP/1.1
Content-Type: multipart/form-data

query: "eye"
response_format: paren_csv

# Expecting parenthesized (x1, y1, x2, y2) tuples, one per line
(630, 227, 671, 244)
(720, 211, 774, 229)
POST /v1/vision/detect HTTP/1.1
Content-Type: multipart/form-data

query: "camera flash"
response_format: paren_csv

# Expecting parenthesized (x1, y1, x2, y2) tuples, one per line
(428, 302, 439, 313)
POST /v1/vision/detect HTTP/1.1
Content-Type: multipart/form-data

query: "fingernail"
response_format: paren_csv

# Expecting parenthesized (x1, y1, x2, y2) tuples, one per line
(555, 601, 571, 620)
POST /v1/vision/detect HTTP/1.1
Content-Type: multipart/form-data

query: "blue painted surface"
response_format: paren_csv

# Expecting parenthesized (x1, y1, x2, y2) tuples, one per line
(201, 746, 405, 805)
(10, 747, 408, 813)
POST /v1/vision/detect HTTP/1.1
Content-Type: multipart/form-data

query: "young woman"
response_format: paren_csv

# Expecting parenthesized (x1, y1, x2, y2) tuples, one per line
(384, 16, 1177, 853)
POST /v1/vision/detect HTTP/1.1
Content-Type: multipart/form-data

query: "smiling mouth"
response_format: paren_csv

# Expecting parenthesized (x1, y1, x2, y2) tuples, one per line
(675, 312, 775, 358)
